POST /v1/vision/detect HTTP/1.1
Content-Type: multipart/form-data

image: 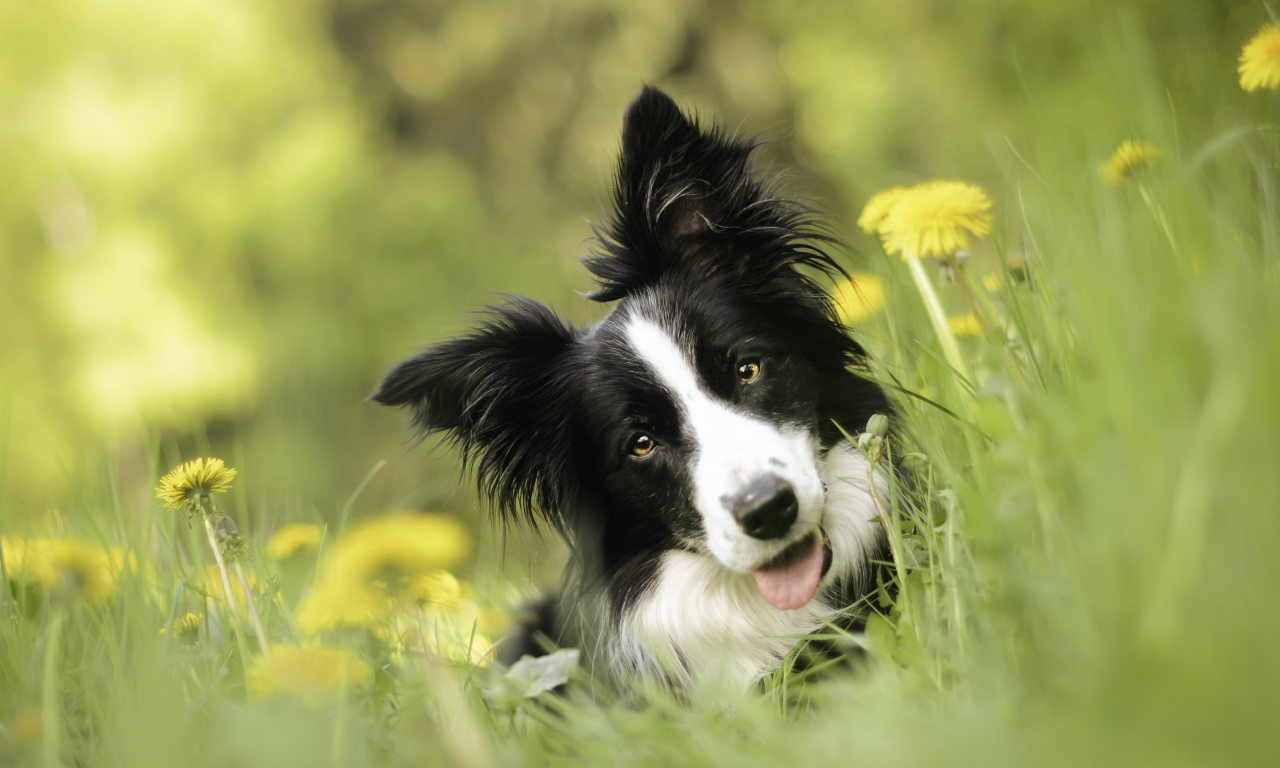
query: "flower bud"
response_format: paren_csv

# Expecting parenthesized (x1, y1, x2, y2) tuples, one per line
(858, 413, 890, 464)
(215, 516, 251, 564)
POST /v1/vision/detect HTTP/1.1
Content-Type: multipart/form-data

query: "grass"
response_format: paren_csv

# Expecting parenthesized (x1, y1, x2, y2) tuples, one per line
(4, 30, 1280, 768)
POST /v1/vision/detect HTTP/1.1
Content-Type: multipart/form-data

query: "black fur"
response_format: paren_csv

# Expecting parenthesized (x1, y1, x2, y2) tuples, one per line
(373, 87, 893, 685)
(371, 297, 581, 532)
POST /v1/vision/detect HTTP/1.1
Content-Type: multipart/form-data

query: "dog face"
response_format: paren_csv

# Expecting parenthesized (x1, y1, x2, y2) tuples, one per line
(581, 288, 829, 581)
(372, 87, 888, 612)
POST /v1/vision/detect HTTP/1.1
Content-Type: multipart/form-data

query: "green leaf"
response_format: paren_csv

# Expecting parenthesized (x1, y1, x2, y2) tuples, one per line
(482, 648, 581, 711)
(864, 612, 897, 663)
(507, 648, 581, 698)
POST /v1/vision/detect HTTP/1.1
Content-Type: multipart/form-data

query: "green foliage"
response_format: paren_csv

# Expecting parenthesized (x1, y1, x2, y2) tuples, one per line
(3, 1, 1280, 767)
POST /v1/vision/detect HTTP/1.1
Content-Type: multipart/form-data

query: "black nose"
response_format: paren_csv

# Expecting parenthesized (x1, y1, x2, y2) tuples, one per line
(724, 475, 798, 540)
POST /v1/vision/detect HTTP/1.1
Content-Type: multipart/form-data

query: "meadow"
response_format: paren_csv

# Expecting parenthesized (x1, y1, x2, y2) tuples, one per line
(3, 2, 1279, 767)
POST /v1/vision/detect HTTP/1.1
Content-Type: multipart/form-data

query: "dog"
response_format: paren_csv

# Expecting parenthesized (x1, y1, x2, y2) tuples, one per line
(372, 86, 894, 690)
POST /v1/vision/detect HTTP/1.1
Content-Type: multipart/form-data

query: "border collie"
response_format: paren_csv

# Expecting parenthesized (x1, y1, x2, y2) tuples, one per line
(373, 86, 893, 690)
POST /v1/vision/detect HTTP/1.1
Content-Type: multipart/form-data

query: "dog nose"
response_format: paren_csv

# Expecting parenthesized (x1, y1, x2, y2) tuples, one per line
(724, 475, 798, 540)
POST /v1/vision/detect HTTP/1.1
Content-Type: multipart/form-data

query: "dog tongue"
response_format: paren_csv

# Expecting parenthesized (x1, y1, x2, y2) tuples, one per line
(753, 533, 824, 610)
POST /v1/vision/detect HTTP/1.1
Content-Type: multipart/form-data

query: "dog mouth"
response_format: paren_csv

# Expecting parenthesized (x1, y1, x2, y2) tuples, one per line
(751, 528, 831, 611)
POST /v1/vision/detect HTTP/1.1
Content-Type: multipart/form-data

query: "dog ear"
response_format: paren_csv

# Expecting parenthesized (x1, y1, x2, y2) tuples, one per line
(370, 297, 579, 531)
(585, 85, 840, 302)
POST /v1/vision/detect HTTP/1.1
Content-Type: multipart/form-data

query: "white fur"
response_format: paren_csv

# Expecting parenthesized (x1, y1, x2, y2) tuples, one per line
(613, 442, 886, 690)
(624, 317, 826, 572)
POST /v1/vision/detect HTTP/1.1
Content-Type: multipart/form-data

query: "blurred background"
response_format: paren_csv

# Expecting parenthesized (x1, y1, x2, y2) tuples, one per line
(0, 0, 1258, 563)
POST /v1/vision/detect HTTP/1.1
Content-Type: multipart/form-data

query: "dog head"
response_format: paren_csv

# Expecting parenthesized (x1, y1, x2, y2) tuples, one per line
(372, 87, 888, 609)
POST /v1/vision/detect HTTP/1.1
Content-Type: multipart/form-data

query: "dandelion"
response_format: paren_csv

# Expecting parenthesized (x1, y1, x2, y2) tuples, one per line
(948, 313, 983, 338)
(403, 569, 463, 607)
(1, 536, 37, 580)
(156, 458, 236, 515)
(981, 273, 1001, 292)
(864, 180, 995, 381)
(857, 186, 909, 234)
(1102, 142, 1177, 254)
(1239, 25, 1280, 92)
(830, 273, 885, 325)
(160, 612, 204, 646)
(29, 540, 116, 605)
(327, 514, 470, 597)
(295, 581, 390, 634)
(1100, 141, 1161, 186)
(397, 616, 493, 667)
(396, 581, 504, 667)
(246, 645, 372, 705)
(478, 607, 508, 637)
(880, 181, 994, 259)
(425, 630, 493, 667)
(267, 523, 323, 560)
(157, 458, 265, 654)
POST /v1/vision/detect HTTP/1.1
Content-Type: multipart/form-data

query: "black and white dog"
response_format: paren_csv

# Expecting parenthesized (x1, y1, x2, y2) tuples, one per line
(373, 87, 893, 690)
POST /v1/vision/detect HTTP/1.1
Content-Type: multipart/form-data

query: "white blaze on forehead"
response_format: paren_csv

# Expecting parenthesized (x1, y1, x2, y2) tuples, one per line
(623, 316, 825, 572)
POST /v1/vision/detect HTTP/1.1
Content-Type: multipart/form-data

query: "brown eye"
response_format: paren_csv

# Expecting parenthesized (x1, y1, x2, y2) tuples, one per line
(737, 360, 761, 384)
(631, 435, 656, 457)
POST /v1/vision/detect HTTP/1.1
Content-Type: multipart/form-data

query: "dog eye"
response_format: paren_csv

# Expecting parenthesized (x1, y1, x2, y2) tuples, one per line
(737, 360, 761, 384)
(630, 435, 657, 457)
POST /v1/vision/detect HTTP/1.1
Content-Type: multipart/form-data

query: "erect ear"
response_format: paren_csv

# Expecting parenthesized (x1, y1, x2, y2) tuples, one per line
(585, 85, 840, 302)
(370, 297, 579, 530)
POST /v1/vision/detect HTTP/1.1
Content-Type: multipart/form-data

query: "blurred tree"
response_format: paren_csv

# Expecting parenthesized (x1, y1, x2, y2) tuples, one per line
(0, 0, 1256, 529)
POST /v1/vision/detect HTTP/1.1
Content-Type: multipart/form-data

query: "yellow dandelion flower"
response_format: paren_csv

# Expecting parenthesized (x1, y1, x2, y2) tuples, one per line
(246, 645, 372, 705)
(830, 273, 885, 325)
(428, 632, 492, 666)
(327, 514, 470, 596)
(397, 616, 493, 667)
(403, 569, 463, 607)
(160, 612, 204, 646)
(880, 180, 994, 259)
(1100, 141, 1161, 186)
(1240, 25, 1280, 92)
(267, 523, 323, 560)
(477, 606, 509, 637)
(296, 581, 390, 634)
(30, 540, 117, 604)
(1, 536, 38, 579)
(156, 458, 237, 511)
(857, 186, 909, 234)
(982, 273, 1001, 292)
(948, 313, 982, 338)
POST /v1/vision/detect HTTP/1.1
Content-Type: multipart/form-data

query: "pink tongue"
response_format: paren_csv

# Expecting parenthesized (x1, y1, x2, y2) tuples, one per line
(753, 533, 824, 611)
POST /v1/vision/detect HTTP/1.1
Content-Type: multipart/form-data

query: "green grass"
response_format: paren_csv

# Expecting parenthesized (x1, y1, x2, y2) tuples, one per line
(5, 28, 1280, 768)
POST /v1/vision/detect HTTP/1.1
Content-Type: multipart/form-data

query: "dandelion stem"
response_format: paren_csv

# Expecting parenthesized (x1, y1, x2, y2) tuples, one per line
(41, 607, 65, 768)
(202, 517, 240, 622)
(202, 515, 254, 665)
(234, 562, 270, 656)
(906, 254, 973, 384)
